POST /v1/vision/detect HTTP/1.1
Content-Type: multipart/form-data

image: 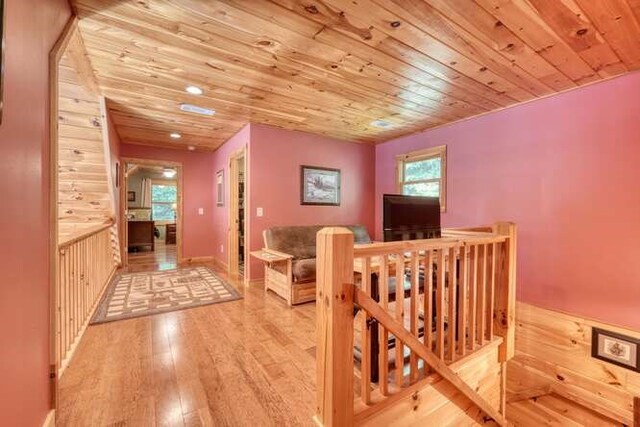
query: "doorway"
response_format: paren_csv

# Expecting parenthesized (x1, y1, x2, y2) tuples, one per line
(228, 148, 247, 278)
(120, 158, 183, 270)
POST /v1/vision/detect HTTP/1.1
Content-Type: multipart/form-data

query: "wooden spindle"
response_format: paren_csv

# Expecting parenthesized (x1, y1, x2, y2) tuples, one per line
(458, 245, 468, 357)
(409, 251, 419, 383)
(436, 249, 445, 359)
(423, 250, 433, 377)
(468, 245, 477, 351)
(360, 257, 371, 405)
(478, 244, 487, 345)
(447, 246, 458, 361)
(379, 255, 389, 396)
(395, 254, 404, 388)
(488, 243, 497, 341)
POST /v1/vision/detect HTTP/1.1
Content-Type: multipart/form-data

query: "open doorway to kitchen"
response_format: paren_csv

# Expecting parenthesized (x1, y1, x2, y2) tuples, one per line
(120, 158, 183, 271)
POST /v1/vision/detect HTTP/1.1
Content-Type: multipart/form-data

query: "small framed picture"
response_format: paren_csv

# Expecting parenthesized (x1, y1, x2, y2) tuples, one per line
(216, 169, 224, 206)
(591, 327, 640, 372)
(127, 191, 135, 202)
(300, 165, 341, 206)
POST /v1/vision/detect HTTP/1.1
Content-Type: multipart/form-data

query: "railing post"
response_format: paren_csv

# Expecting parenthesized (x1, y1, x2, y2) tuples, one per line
(315, 227, 355, 427)
(493, 222, 517, 362)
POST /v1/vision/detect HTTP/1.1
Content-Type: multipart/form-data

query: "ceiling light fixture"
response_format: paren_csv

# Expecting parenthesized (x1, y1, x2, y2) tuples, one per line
(187, 145, 196, 151)
(170, 132, 182, 139)
(163, 168, 177, 178)
(180, 103, 215, 116)
(185, 85, 204, 95)
(370, 119, 393, 129)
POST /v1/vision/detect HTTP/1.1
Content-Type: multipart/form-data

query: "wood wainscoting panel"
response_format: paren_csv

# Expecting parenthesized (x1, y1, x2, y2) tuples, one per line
(508, 302, 640, 425)
(358, 341, 503, 426)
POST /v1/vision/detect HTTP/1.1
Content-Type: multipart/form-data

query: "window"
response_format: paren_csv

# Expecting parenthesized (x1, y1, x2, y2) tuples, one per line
(396, 145, 447, 211)
(151, 182, 177, 220)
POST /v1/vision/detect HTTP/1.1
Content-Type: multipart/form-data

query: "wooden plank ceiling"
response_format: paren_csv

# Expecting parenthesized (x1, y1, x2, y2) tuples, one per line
(73, 0, 640, 150)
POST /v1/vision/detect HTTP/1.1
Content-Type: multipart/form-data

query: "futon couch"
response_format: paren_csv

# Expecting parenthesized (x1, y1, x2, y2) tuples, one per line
(260, 225, 372, 305)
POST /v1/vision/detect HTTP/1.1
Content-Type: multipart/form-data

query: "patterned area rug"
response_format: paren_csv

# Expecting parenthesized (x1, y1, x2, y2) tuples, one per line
(91, 267, 242, 324)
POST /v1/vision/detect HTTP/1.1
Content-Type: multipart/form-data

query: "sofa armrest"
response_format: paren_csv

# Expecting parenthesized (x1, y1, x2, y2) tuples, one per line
(262, 248, 294, 260)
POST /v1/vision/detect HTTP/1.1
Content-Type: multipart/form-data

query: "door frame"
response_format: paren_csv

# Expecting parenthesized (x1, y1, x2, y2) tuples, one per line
(119, 157, 184, 267)
(228, 147, 247, 277)
(48, 14, 78, 416)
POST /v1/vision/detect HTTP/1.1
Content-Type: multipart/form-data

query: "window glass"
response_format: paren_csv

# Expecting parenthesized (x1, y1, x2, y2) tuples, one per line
(404, 157, 441, 182)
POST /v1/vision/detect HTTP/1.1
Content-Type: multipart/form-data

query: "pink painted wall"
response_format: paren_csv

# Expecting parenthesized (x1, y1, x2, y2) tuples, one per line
(0, 0, 71, 425)
(120, 144, 216, 259)
(211, 124, 250, 268)
(376, 72, 640, 330)
(249, 124, 375, 280)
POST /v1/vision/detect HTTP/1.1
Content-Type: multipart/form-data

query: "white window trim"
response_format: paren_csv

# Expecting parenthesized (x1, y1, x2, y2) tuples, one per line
(395, 145, 447, 212)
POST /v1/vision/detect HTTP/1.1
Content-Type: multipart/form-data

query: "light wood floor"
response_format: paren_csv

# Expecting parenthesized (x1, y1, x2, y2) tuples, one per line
(57, 260, 619, 426)
(57, 262, 317, 426)
(127, 239, 178, 271)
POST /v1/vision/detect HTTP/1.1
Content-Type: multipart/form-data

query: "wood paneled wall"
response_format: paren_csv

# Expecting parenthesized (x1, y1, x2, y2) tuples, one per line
(57, 31, 114, 243)
(508, 302, 640, 425)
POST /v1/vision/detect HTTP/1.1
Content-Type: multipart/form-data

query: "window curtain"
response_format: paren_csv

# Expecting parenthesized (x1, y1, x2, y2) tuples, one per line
(140, 178, 152, 208)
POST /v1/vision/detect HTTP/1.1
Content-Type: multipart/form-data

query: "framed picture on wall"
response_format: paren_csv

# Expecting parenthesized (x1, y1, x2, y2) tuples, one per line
(592, 327, 640, 372)
(127, 191, 136, 202)
(216, 169, 224, 206)
(300, 165, 341, 206)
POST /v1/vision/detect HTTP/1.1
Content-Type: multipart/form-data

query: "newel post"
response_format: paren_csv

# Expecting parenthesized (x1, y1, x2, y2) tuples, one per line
(315, 227, 355, 427)
(493, 222, 517, 362)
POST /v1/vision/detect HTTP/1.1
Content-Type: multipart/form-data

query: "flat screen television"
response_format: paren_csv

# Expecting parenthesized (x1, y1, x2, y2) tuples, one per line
(383, 194, 441, 242)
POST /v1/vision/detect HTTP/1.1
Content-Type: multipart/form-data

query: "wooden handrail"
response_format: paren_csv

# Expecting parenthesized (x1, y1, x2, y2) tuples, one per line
(353, 235, 506, 257)
(58, 221, 114, 248)
(353, 287, 507, 426)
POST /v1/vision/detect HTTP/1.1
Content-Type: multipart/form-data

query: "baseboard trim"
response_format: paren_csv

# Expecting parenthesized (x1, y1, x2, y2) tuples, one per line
(43, 409, 55, 427)
(179, 256, 215, 265)
(211, 257, 228, 272)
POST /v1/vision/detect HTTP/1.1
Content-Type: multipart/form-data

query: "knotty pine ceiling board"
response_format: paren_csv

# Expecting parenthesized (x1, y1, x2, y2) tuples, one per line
(72, 0, 640, 150)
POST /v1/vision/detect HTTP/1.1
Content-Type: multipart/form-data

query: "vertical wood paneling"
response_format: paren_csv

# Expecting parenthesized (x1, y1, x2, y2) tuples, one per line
(57, 226, 116, 376)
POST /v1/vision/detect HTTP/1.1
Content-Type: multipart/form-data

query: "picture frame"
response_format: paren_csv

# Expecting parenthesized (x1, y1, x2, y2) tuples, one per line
(216, 169, 224, 206)
(591, 327, 640, 372)
(127, 191, 136, 202)
(300, 165, 341, 206)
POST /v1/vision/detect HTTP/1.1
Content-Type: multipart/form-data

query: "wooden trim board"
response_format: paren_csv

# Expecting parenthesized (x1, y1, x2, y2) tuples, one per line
(48, 14, 78, 412)
(227, 146, 247, 277)
(508, 301, 640, 425)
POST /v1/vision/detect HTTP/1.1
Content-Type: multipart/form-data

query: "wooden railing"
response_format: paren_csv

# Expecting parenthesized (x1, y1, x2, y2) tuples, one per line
(315, 222, 517, 426)
(56, 222, 117, 375)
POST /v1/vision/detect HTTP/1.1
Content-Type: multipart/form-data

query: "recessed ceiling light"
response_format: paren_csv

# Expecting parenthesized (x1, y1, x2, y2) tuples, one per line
(180, 103, 215, 116)
(188, 145, 196, 151)
(370, 119, 392, 129)
(170, 132, 182, 139)
(185, 85, 203, 95)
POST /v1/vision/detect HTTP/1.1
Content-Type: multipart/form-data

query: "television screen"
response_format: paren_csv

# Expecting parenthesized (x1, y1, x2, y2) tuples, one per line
(383, 194, 441, 241)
